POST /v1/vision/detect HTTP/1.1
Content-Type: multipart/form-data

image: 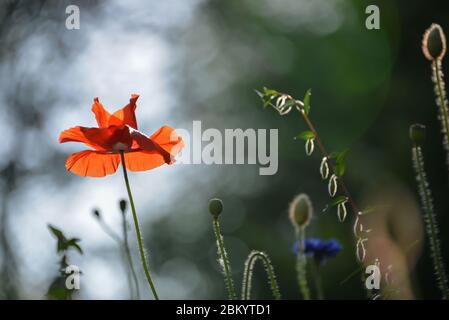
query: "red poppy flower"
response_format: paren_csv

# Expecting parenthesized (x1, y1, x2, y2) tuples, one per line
(59, 94, 184, 177)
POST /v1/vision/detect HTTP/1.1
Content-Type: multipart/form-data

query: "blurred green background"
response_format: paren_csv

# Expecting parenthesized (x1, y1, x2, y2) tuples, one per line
(1, 0, 449, 299)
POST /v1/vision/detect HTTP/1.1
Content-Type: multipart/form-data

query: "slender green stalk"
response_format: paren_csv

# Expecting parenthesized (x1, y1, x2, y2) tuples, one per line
(241, 250, 281, 300)
(121, 211, 141, 300)
(120, 151, 159, 300)
(411, 145, 449, 299)
(94, 216, 135, 298)
(432, 60, 449, 171)
(97, 219, 122, 244)
(295, 228, 310, 300)
(212, 217, 237, 300)
(311, 259, 324, 300)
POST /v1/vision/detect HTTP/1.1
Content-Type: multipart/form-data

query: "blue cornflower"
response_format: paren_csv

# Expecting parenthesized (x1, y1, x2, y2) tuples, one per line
(293, 238, 342, 263)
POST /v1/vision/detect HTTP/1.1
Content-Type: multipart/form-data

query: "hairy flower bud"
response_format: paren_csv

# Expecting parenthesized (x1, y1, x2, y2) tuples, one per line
(92, 208, 101, 219)
(422, 23, 447, 61)
(119, 199, 127, 213)
(289, 193, 313, 229)
(410, 123, 426, 146)
(209, 198, 223, 218)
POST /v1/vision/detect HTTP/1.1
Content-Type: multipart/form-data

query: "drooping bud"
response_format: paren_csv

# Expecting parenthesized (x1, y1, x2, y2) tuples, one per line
(209, 198, 223, 218)
(337, 200, 348, 222)
(119, 199, 127, 213)
(328, 174, 338, 197)
(305, 139, 315, 156)
(356, 238, 368, 262)
(422, 23, 447, 61)
(319, 157, 329, 179)
(92, 208, 101, 219)
(289, 193, 313, 229)
(409, 123, 426, 146)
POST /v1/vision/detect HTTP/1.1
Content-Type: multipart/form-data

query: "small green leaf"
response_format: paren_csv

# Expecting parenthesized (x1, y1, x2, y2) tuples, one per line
(48, 224, 68, 252)
(328, 149, 349, 177)
(294, 131, 315, 141)
(303, 89, 312, 115)
(334, 162, 345, 177)
(330, 195, 347, 207)
(256, 87, 279, 109)
(48, 225, 65, 240)
(336, 149, 349, 164)
(322, 196, 347, 213)
(67, 238, 83, 255)
(263, 87, 280, 97)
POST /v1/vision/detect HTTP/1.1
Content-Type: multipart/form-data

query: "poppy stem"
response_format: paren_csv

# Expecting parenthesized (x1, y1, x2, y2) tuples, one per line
(241, 250, 281, 300)
(212, 216, 237, 300)
(121, 209, 141, 300)
(119, 151, 159, 300)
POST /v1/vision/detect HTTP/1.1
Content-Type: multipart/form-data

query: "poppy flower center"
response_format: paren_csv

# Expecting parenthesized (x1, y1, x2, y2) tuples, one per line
(113, 142, 130, 151)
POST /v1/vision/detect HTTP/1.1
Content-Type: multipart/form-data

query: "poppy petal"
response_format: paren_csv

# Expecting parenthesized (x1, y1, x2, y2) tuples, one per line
(129, 128, 173, 164)
(92, 97, 111, 128)
(122, 150, 166, 172)
(150, 125, 184, 157)
(59, 126, 132, 151)
(59, 126, 106, 151)
(108, 94, 139, 129)
(65, 150, 121, 177)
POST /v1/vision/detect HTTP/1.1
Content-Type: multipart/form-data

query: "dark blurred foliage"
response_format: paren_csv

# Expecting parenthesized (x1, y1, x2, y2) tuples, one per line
(1, 0, 449, 299)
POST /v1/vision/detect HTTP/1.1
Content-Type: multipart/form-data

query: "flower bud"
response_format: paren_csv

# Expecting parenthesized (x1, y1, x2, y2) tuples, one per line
(119, 199, 127, 213)
(409, 123, 426, 146)
(209, 198, 223, 218)
(289, 193, 313, 229)
(92, 208, 101, 219)
(305, 139, 315, 156)
(328, 174, 338, 197)
(422, 23, 447, 61)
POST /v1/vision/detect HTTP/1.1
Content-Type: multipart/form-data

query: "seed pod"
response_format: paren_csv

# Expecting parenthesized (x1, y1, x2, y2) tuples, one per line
(337, 201, 347, 222)
(320, 157, 329, 179)
(328, 174, 338, 197)
(305, 139, 315, 156)
(422, 23, 447, 61)
(209, 198, 223, 218)
(288, 193, 313, 229)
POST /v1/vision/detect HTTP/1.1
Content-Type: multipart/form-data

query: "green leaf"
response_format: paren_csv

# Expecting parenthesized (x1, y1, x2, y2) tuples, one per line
(263, 87, 280, 97)
(303, 89, 312, 115)
(66, 238, 83, 255)
(336, 149, 349, 164)
(48, 225, 65, 240)
(256, 87, 278, 109)
(322, 195, 347, 213)
(330, 195, 348, 207)
(294, 131, 315, 141)
(328, 149, 349, 177)
(334, 162, 345, 177)
(48, 224, 68, 252)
